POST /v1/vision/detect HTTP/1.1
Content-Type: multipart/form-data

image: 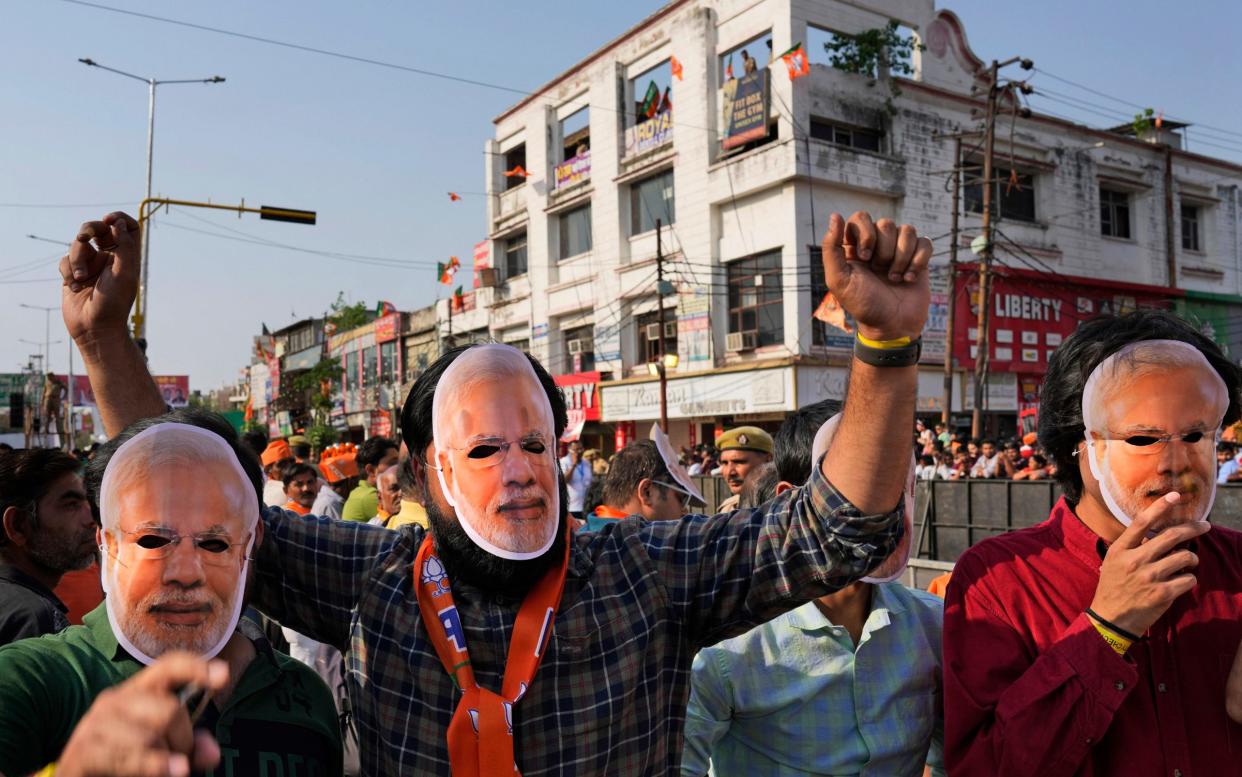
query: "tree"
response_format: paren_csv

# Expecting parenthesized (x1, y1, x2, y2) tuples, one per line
(823, 20, 924, 110)
(329, 292, 371, 332)
(292, 356, 341, 454)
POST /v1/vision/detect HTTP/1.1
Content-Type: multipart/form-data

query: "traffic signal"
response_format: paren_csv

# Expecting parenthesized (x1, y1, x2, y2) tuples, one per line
(259, 206, 316, 225)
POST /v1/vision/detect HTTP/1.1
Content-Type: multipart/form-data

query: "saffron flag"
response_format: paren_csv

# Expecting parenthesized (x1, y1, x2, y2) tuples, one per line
(375, 300, 397, 317)
(813, 291, 853, 334)
(670, 55, 683, 81)
(640, 81, 661, 119)
(448, 192, 461, 202)
(437, 257, 461, 285)
(503, 165, 530, 178)
(1005, 168, 1023, 195)
(452, 285, 464, 312)
(781, 43, 809, 80)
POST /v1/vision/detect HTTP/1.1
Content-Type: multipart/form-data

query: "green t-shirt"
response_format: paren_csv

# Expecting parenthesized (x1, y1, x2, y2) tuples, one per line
(341, 481, 378, 522)
(0, 604, 343, 777)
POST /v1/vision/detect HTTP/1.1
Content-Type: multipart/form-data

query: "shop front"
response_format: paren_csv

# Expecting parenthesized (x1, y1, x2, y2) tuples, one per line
(554, 370, 611, 456)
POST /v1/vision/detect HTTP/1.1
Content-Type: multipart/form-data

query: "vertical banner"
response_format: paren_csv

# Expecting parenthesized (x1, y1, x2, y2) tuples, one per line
(676, 285, 713, 367)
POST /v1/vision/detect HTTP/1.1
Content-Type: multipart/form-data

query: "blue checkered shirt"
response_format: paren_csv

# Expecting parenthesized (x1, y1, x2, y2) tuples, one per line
(681, 582, 946, 777)
(251, 460, 903, 775)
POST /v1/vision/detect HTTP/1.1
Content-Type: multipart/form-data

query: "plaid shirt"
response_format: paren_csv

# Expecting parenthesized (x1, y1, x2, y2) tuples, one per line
(252, 460, 903, 775)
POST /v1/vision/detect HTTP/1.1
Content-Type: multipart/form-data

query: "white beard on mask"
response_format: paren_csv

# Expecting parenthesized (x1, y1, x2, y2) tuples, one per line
(98, 423, 258, 666)
(1081, 339, 1227, 527)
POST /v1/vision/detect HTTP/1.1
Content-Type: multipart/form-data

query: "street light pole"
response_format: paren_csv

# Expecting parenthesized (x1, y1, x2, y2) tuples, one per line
(78, 58, 225, 343)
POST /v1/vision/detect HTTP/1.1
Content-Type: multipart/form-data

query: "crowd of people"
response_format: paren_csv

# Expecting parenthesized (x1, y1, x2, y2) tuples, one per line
(911, 424, 1056, 481)
(1, 209, 1241, 777)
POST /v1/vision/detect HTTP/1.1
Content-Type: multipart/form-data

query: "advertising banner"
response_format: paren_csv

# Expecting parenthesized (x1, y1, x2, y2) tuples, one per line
(374, 313, 400, 344)
(153, 376, 190, 407)
(676, 285, 712, 367)
(554, 150, 591, 189)
(720, 69, 770, 149)
(624, 112, 673, 157)
(553, 371, 603, 421)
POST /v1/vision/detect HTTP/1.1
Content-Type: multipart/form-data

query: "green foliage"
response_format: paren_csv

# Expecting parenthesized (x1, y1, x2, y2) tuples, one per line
(823, 20, 925, 111)
(329, 292, 371, 332)
(306, 423, 337, 451)
(1132, 107, 1156, 137)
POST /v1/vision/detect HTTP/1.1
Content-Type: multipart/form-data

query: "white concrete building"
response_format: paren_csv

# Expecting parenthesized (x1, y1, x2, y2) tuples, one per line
(453, 0, 1242, 448)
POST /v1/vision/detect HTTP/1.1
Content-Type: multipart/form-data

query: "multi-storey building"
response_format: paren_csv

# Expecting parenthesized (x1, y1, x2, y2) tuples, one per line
(455, 0, 1242, 447)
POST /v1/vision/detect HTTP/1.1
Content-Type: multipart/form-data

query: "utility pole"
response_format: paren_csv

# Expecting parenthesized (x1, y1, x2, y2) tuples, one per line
(942, 137, 962, 427)
(656, 218, 669, 433)
(970, 55, 1033, 439)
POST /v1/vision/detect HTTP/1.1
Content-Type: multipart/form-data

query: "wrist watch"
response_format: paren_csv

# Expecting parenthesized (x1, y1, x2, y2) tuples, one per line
(853, 334, 922, 368)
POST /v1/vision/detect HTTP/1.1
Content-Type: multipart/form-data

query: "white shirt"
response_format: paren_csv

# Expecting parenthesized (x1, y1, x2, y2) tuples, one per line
(263, 478, 287, 508)
(311, 484, 345, 520)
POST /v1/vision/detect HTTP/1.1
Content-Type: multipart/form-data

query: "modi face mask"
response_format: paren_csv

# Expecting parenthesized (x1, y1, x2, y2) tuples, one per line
(1082, 339, 1228, 527)
(98, 423, 259, 665)
(431, 345, 561, 560)
(812, 413, 915, 582)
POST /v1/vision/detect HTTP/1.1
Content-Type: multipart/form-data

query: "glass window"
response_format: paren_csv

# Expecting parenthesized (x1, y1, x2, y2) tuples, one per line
(809, 118, 882, 153)
(727, 251, 784, 347)
(563, 324, 595, 373)
(1181, 203, 1201, 251)
(1100, 188, 1132, 239)
(560, 107, 590, 162)
(559, 204, 593, 260)
(361, 346, 376, 388)
(719, 32, 773, 80)
(636, 309, 677, 363)
(628, 60, 672, 128)
(379, 341, 396, 383)
(964, 165, 1037, 223)
(345, 353, 359, 391)
(503, 143, 526, 191)
(503, 231, 528, 280)
(631, 169, 675, 235)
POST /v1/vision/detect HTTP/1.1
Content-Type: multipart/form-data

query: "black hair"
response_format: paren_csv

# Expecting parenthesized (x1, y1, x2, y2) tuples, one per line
(398, 453, 420, 498)
(1040, 310, 1242, 502)
(772, 398, 842, 486)
(919, 454, 935, 466)
(290, 442, 312, 460)
(980, 439, 996, 448)
(281, 462, 318, 487)
(86, 408, 265, 509)
(601, 441, 672, 509)
(0, 448, 83, 546)
(357, 436, 398, 470)
(583, 476, 608, 517)
(241, 430, 269, 459)
(738, 462, 779, 510)
(399, 344, 568, 465)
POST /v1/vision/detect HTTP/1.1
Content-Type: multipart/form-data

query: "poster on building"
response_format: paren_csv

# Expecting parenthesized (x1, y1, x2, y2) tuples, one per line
(922, 271, 950, 363)
(953, 263, 1175, 373)
(472, 239, 491, 289)
(153, 376, 190, 407)
(374, 312, 400, 343)
(593, 321, 622, 370)
(720, 69, 770, 149)
(962, 371, 1019, 412)
(676, 285, 713, 366)
(554, 150, 591, 189)
(624, 111, 673, 157)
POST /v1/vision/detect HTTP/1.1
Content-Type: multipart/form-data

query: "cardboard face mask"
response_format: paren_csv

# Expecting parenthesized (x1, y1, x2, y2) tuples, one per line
(811, 414, 915, 582)
(431, 345, 561, 560)
(98, 423, 259, 666)
(1082, 339, 1227, 527)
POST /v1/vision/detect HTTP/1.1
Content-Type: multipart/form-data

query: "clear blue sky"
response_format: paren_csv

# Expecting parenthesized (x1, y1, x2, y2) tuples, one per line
(3, 0, 1240, 391)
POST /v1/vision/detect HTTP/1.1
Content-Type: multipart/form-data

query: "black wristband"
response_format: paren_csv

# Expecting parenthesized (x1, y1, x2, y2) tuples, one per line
(1085, 607, 1142, 642)
(853, 336, 922, 368)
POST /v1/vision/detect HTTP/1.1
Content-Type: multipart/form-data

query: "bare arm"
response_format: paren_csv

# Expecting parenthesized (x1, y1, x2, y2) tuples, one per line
(60, 212, 165, 435)
(820, 212, 930, 514)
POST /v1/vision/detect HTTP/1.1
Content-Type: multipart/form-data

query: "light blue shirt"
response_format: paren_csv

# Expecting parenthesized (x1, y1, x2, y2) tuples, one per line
(1218, 457, 1239, 484)
(560, 456, 593, 512)
(682, 582, 946, 777)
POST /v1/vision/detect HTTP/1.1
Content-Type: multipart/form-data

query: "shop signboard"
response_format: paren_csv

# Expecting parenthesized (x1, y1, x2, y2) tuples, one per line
(676, 285, 712, 367)
(624, 112, 673, 157)
(720, 69, 770, 149)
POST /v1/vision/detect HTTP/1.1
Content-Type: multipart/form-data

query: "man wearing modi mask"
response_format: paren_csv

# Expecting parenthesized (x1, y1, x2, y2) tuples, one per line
(0, 409, 342, 777)
(943, 310, 1242, 777)
(60, 208, 930, 775)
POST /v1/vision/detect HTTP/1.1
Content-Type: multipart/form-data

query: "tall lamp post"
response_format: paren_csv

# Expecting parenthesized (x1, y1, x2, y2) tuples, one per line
(78, 57, 225, 343)
(21, 303, 73, 448)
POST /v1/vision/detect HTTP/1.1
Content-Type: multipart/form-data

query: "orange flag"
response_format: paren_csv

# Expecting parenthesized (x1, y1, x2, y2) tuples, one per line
(813, 291, 853, 334)
(670, 55, 683, 81)
(448, 192, 461, 201)
(503, 165, 530, 178)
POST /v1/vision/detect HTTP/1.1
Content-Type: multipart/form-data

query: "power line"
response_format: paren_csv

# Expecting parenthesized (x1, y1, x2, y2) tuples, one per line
(0, 201, 133, 209)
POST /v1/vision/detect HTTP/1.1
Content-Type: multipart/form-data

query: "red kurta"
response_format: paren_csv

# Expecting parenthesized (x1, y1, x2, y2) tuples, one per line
(945, 497, 1242, 777)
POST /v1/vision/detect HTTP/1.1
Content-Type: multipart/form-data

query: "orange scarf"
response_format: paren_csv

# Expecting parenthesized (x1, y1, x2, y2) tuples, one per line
(414, 526, 569, 776)
(593, 504, 628, 519)
(285, 499, 311, 516)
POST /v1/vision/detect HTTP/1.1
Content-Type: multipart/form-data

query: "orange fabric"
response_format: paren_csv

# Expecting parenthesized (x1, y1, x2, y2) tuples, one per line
(284, 500, 311, 516)
(414, 526, 570, 776)
(261, 440, 292, 467)
(54, 563, 105, 625)
(593, 505, 628, 519)
(926, 572, 952, 599)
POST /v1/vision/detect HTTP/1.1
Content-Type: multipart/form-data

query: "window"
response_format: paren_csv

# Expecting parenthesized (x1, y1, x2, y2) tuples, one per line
(631, 169, 675, 235)
(636, 309, 678, 363)
(503, 143, 526, 191)
(810, 118, 882, 153)
(507, 339, 531, 354)
(361, 346, 376, 388)
(1100, 188, 1131, 239)
(502, 231, 528, 280)
(563, 324, 595, 372)
(1182, 203, 1201, 252)
(560, 107, 590, 162)
(727, 251, 783, 347)
(719, 32, 772, 80)
(559, 204, 593, 260)
(379, 341, 396, 384)
(808, 247, 856, 347)
(345, 353, 359, 391)
(628, 61, 672, 128)
(964, 165, 1036, 223)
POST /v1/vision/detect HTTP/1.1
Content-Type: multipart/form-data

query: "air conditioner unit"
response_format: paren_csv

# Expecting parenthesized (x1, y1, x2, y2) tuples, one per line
(645, 323, 661, 341)
(726, 330, 759, 352)
(567, 338, 586, 355)
(478, 268, 498, 288)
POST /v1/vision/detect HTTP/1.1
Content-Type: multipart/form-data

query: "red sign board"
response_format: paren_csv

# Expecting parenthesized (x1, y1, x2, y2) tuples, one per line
(369, 409, 392, 438)
(375, 313, 400, 344)
(553, 371, 603, 422)
(953, 264, 1177, 374)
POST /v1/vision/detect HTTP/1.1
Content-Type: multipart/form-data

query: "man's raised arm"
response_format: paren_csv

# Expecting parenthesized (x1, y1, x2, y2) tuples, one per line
(60, 212, 165, 435)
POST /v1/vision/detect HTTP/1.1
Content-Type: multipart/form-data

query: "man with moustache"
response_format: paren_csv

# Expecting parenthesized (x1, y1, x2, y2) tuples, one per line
(944, 311, 1242, 777)
(282, 462, 320, 516)
(58, 208, 931, 775)
(714, 426, 774, 511)
(0, 448, 97, 644)
(0, 410, 341, 777)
